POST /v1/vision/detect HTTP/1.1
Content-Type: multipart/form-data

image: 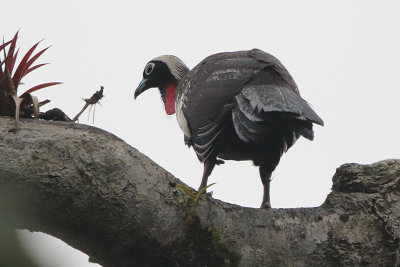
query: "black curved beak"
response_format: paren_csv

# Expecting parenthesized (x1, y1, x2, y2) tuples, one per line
(134, 78, 149, 99)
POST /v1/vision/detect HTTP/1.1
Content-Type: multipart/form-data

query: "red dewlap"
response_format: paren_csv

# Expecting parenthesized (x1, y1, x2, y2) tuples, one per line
(165, 83, 177, 115)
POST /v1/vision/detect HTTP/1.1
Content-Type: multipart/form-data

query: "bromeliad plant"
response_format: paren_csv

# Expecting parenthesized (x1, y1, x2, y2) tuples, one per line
(0, 31, 61, 126)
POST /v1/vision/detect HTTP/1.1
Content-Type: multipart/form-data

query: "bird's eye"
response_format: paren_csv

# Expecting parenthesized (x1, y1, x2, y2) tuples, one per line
(145, 63, 155, 75)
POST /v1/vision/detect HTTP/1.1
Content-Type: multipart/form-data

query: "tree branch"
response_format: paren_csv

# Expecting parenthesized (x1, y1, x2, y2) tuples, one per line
(0, 117, 399, 266)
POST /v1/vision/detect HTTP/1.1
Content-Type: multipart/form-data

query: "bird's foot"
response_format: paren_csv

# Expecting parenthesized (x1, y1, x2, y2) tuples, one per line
(195, 183, 216, 205)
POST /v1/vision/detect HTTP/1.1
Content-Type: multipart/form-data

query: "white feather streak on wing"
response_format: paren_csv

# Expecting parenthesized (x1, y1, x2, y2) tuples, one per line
(195, 145, 215, 159)
(235, 93, 263, 122)
(232, 111, 251, 143)
(206, 68, 251, 82)
(196, 123, 219, 138)
(276, 87, 286, 107)
(193, 127, 224, 150)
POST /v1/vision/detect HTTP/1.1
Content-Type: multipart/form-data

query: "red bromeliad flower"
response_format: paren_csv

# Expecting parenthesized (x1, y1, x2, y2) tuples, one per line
(0, 31, 61, 121)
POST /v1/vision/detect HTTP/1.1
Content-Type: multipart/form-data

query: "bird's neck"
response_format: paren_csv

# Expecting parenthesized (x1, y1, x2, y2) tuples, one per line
(162, 82, 177, 115)
(162, 63, 189, 115)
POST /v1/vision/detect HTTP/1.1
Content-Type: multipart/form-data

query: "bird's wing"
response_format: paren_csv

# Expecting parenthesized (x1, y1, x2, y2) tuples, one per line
(178, 50, 262, 162)
(232, 49, 324, 146)
(177, 49, 323, 162)
(233, 84, 323, 144)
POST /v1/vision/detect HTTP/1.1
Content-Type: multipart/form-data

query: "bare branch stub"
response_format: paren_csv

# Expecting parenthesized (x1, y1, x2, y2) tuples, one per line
(86, 86, 104, 105)
(72, 86, 104, 122)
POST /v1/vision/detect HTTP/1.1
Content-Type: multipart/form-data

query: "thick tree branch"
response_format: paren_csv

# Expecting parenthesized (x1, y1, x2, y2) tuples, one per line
(0, 117, 399, 266)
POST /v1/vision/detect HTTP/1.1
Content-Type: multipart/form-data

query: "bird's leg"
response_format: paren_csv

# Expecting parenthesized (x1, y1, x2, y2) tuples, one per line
(199, 158, 216, 191)
(259, 165, 272, 209)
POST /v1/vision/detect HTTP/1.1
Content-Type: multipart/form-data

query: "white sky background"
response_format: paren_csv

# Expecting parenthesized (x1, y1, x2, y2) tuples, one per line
(4, 0, 400, 266)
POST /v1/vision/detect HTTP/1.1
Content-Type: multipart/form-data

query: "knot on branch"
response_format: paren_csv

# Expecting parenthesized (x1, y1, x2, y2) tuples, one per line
(332, 159, 400, 194)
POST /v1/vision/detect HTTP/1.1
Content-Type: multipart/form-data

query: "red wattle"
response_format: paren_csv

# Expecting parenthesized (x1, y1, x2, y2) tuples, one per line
(165, 83, 177, 115)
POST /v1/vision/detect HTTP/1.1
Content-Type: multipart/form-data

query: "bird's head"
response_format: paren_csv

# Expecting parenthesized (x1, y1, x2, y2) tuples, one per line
(135, 55, 189, 115)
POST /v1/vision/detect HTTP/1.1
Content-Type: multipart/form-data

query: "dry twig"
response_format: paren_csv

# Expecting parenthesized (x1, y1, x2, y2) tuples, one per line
(72, 86, 104, 122)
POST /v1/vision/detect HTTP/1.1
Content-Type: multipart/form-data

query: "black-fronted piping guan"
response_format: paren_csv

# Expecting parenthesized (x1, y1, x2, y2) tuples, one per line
(134, 49, 323, 209)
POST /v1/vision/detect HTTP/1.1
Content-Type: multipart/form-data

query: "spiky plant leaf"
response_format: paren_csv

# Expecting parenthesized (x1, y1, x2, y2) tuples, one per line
(25, 63, 49, 75)
(194, 183, 216, 206)
(177, 183, 196, 199)
(21, 82, 61, 96)
(12, 42, 41, 88)
(3, 66, 16, 95)
(14, 46, 50, 89)
(9, 49, 19, 74)
(0, 40, 13, 76)
(0, 40, 12, 52)
(0, 31, 61, 122)
(5, 31, 19, 74)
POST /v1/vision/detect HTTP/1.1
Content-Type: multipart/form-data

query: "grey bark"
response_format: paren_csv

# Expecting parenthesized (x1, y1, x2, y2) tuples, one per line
(0, 117, 399, 267)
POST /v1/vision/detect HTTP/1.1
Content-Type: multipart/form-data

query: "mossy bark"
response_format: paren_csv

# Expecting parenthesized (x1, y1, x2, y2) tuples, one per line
(0, 117, 399, 266)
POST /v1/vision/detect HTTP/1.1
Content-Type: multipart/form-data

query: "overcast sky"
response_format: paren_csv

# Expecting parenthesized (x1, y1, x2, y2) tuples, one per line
(4, 0, 400, 266)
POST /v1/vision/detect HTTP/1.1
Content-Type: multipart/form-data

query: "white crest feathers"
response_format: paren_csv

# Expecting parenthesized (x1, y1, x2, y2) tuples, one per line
(152, 55, 189, 81)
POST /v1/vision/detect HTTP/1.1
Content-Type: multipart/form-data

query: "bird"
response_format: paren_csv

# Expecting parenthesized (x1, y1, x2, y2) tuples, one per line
(134, 49, 323, 209)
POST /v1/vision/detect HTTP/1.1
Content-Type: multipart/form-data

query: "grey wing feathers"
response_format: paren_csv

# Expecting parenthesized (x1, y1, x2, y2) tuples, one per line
(179, 51, 258, 162)
(191, 121, 224, 160)
(179, 49, 323, 162)
(232, 84, 323, 144)
(240, 85, 324, 125)
(190, 102, 236, 162)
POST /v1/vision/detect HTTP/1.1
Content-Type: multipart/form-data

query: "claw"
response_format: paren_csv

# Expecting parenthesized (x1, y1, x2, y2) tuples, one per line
(194, 183, 215, 206)
(260, 201, 271, 209)
(216, 159, 225, 165)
